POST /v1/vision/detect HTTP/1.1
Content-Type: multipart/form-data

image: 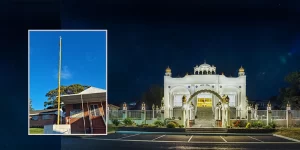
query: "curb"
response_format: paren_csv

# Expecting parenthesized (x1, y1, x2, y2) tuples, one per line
(273, 134, 300, 143)
(115, 131, 273, 136)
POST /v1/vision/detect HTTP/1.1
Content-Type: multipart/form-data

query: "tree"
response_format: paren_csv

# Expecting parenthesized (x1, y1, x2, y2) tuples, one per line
(278, 71, 300, 109)
(44, 84, 90, 109)
(29, 99, 34, 110)
(136, 84, 164, 110)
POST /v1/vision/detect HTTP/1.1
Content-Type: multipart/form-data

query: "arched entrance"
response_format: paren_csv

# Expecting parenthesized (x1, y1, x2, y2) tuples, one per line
(185, 89, 229, 128)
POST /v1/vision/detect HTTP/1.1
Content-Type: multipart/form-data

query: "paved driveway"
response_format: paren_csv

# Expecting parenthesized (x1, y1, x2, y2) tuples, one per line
(61, 133, 300, 150)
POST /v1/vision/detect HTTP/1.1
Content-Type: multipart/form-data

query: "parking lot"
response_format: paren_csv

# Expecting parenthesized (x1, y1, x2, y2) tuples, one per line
(82, 133, 297, 143)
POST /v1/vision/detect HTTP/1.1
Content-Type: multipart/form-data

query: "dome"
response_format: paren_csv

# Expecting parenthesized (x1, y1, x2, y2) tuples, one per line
(199, 60, 211, 68)
(199, 63, 211, 67)
(166, 66, 171, 73)
(239, 66, 245, 72)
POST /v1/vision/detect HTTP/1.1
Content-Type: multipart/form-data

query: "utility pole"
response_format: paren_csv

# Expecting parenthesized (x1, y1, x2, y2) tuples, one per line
(57, 36, 62, 125)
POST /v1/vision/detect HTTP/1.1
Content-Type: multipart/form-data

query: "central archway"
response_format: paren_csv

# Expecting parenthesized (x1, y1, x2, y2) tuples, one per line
(187, 89, 226, 104)
(184, 89, 230, 128)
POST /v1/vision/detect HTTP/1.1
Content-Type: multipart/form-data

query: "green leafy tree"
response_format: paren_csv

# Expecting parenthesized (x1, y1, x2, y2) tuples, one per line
(277, 71, 300, 109)
(136, 84, 164, 110)
(29, 99, 34, 110)
(44, 84, 90, 109)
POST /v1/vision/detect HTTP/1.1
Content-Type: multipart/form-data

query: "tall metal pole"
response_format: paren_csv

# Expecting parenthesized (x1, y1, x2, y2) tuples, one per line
(57, 36, 62, 125)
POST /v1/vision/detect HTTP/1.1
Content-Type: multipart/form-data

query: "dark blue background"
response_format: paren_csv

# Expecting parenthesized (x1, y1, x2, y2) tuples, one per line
(1, 0, 300, 149)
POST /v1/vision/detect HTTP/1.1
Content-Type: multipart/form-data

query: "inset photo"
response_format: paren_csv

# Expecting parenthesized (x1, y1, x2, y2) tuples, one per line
(28, 30, 107, 135)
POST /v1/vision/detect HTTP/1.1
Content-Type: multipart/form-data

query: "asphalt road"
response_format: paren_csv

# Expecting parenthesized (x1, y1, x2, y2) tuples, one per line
(61, 133, 300, 150)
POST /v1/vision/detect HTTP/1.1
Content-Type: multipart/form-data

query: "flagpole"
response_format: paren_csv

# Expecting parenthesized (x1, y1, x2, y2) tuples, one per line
(57, 36, 62, 125)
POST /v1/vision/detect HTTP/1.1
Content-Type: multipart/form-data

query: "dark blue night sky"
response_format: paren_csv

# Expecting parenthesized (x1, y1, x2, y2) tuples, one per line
(61, 1, 300, 104)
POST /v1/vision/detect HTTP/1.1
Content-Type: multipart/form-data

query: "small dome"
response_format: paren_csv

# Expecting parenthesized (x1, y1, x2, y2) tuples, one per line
(166, 66, 171, 73)
(239, 66, 245, 72)
(199, 63, 211, 68)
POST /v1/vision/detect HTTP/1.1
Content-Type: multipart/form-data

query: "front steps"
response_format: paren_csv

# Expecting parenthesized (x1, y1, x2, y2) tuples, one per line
(185, 127, 228, 133)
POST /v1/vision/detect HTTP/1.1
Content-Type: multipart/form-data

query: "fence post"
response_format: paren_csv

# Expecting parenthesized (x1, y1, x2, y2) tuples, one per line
(247, 105, 251, 123)
(267, 101, 272, 126)
(152, 104, 155, 120)
(141, 102, 146, 124)
(286, 102, 291, 128)
(123, 102, 127, 120)
(254, 104, 258, 120)
(160, 104, 165, 120)
(156, 105, 159, 120)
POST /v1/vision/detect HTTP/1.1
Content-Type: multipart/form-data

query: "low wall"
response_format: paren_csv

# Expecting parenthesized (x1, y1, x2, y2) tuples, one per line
(117, 127, 185, 132)
(229, 119, 291, 127)
(44, 124, 71, 134)
(227, 129, 275, 133)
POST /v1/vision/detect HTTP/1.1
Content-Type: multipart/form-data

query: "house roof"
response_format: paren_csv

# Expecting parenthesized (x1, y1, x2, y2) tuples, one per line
(108, 104, 120, 109)
(60, 86, 106, 104)
(30, 109, 57, 115)
(79, 87, 106, 94)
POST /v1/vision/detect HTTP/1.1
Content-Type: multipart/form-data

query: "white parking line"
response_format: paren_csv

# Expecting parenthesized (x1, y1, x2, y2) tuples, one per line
(273, 134, 300, 143)
(248, 136, 264, 142)
(188, 135, 193, 142)
(83, 138, 297, 144)
(220, 136, 227, 142)
(152, 135, 165, 141)
(119, 134, 139, 139)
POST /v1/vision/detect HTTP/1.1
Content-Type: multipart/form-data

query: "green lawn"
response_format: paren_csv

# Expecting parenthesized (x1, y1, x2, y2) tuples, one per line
(274, 128, 300, 140)
(107, 125, 118, 133)
(30, 128, 44, 134)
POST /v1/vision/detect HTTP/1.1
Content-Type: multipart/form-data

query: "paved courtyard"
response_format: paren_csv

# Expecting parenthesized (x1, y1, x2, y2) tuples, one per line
(61, 133, 300, 150)
(81, 133, 296, 143)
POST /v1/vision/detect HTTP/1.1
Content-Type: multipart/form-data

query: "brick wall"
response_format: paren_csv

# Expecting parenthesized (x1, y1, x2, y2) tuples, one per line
(65, 102, 106, 134)
(30, 114, 56, 127)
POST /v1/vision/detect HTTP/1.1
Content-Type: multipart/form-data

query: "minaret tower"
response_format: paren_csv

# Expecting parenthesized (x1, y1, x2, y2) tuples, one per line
(165, 66, 172, 76)
(238, 66, 245, 76)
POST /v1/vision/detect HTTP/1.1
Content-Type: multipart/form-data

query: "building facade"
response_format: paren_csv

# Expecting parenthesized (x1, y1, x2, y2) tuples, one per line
(30, 109, 65, 128)
(61, 87, 107, 134)
(163, 61, 248, 127)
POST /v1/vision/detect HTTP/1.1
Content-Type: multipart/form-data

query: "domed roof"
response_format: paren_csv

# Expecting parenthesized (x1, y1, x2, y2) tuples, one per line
(199, 60, 211, 68)
(239, 66, 245, 72)
(199, 63, 211, 67)
(166, 66, 171, 73)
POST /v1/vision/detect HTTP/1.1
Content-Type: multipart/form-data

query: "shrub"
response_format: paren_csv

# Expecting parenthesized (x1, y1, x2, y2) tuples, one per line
(172, 117, 175, 120)
(246, 122, 251, 129)
(233, 120, 247, 127)
(252, 121, 264, 128)
(269, 122, 277, 129)
(112, 119, 120, 126)
(239, 120, 247, 127)
(169, 121, 179, 127)
(263, 125, 272, 129)
(167, 122, 176, 128)
(178, 125, 184, 128)
(164, 118, 172, 126)
(233, 120, 241, 127)
(123, 118, 134, 126)
(154, 120, 164, 127)
(178, 117, 181, 120)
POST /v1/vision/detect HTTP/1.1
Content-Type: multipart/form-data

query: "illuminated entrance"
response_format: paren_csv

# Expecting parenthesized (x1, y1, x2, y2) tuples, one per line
(197, 98, 212, 107)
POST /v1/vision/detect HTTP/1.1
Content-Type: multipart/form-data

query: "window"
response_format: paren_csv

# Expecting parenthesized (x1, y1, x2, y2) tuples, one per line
(173, 95, 182, 107)
(42, 115, 51, 120)
(89, 104, 100, 116)
(70, 109, 83, 118)
(73, 104, 81, 109)
(31, 116, 39, 121)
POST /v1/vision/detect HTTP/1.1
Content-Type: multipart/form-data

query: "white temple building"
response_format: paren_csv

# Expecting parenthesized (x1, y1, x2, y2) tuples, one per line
(162, 61, 248, 127)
